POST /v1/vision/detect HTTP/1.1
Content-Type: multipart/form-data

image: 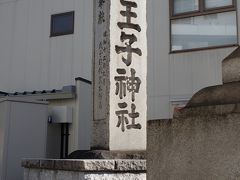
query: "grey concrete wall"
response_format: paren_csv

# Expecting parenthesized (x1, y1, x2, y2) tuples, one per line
(147, 104, 240, 180)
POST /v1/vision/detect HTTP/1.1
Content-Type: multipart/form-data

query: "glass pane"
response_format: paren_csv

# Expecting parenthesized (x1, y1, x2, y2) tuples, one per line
(174, 0, 199, 14)
(205, 0, 232, 9)
(51, 12, 74, 36)
(171, 11, 237, 51)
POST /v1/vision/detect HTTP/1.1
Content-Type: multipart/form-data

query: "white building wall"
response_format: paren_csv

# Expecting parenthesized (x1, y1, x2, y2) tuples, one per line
(147, 0, 171, 119)
(0, 0, 93, 92)
(0, 0, 238, 119)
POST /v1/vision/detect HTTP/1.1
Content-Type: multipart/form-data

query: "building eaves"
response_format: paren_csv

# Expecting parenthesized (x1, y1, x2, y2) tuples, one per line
(0, 85, 76, 101)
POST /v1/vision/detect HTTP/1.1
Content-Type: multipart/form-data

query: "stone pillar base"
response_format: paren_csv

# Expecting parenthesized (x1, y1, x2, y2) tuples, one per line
(22, 159, 146, 180)
(67, 150, 146, 159)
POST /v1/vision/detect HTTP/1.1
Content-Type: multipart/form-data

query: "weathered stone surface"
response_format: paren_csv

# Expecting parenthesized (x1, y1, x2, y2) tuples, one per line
(22, 159, 40, 168)
(28, 169, 40, 180)
(22, 159, 146, 172)
(82, 160, 115, 171)
(92, 0, 147, 151)
(186, 82, 240, 108)
(56, 171, 74, 180)
(39, 170, 55, 180)
(147, 108, 240, 180)
(40, 159, 55, 169)
(179, 103, 240, 118)
(83, 173, 146, 180)
(24, 169, 146, 180)
(147, 46, 240, 180)
(54, 159, 78, 170)
(67, 150, 146, 159)
(115, 160, 146, 171)
(222, 47, 240, 83)
(24, 168, 30, 180)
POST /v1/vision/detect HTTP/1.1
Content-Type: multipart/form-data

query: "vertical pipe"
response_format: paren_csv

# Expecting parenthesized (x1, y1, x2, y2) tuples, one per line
(60, 123, 64, 159)
(65, 124, 69, 158)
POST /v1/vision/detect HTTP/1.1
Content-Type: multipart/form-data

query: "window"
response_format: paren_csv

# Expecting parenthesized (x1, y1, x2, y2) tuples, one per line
(50, 11, 74, 37)
(170, 0, 237, 52)
(205, 0, 232, 9)
(173, 0, 199, 15)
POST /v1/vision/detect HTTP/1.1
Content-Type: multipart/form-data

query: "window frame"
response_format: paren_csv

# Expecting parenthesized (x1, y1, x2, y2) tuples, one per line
(170, 0, 236, 19)
(169, 0, 238, 53)
(50, 11, 75, 37)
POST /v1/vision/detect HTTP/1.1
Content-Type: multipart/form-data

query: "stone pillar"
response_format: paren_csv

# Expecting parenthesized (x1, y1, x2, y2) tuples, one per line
(92, 0, 147, 150)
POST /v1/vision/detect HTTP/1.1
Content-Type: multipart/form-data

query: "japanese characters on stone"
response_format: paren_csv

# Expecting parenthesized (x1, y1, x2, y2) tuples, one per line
(96, 0, 109, 114)
(98, 0, 106, 24)
(115, 0, 142, 132)
(98, 31, 108, 109)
